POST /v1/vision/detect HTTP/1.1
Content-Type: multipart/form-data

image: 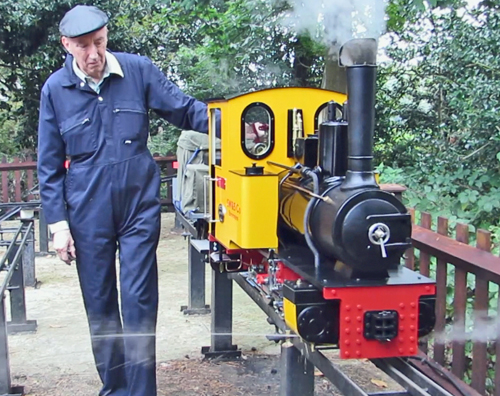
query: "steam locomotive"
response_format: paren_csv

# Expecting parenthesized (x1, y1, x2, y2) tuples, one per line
(195, 38, 436, 360)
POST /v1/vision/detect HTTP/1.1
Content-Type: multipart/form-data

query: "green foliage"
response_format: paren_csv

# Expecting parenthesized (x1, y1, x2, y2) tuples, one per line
(378, 163, 500, 233)
(143, 0, 326, 153)
(0, 101, 21, 156)
(0, 0, 454, 155)
(376, 1, 500, 232)
(0, 0, 171, 151)
(376, 5, 500, 390)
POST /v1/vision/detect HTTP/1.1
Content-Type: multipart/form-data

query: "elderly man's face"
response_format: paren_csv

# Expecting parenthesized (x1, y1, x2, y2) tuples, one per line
(61, 27, 108, 80)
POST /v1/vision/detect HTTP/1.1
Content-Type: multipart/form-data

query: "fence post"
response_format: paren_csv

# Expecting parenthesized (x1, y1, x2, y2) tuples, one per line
(418, 212, 432, 355)
(471, 230, 490, 394)
(21, 217, 36, 287)
(496, 276, 500, 395)
(405, 208, 415, 270)
(26, 155, 34, 202)
(12, 158, 21, 203)
(38, 208, 49, 255)
(433, 216, 448, 365)
(452, 223, 468, 379)
(1, 157, 8, 203)
(7, 228, 37, 334)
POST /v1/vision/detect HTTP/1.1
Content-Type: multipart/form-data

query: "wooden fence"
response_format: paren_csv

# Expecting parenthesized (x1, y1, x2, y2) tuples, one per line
(0, 155, 177, 208)
(0, 156, 37, 203)
(408, 209, 500, 395)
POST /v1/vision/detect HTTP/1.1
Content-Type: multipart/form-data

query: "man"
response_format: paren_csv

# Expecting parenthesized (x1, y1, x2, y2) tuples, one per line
(37, 5, 216, 396)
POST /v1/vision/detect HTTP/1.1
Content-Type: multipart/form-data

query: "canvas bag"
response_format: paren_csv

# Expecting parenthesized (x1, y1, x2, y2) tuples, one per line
(175, 130, 221, 214)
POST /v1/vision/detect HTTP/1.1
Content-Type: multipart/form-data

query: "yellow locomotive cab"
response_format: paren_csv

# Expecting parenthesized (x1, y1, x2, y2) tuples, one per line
(206, 88, 346, 250)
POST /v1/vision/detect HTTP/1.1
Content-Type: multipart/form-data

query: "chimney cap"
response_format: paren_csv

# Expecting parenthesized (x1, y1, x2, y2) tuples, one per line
(339, 38, 378, 67)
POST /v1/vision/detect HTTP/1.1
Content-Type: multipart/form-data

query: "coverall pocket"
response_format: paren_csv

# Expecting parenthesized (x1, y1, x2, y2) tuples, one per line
(113, 101, 147, 141)
(60, 115, 96, 157)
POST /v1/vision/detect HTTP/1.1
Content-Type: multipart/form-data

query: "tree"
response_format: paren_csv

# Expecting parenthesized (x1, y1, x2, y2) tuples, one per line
(0, 0, 175, 152)
(375, 0, 500, 230)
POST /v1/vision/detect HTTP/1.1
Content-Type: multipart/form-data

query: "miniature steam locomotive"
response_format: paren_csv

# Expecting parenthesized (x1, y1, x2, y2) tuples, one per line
(199, 38, 436, 360)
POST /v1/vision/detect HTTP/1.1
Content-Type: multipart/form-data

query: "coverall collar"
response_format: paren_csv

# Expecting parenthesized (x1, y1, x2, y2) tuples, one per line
(60, 50, 123, 88)
(72, 51, 124, 93)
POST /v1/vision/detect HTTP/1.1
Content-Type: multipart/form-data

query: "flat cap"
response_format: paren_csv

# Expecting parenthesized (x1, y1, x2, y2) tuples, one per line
(59, 5, 109, 38)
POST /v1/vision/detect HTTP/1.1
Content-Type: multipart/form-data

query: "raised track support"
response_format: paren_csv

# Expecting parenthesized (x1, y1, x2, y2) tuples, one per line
(6, 222, 37, 335)
(0, 298, 23, 396)
(180, 238, 210, 315)
(280, 340, 314, 396)
(201, 269, 240, 359)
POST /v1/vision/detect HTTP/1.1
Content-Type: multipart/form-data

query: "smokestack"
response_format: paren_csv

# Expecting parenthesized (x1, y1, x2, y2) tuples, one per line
(338, 38, 378, 190)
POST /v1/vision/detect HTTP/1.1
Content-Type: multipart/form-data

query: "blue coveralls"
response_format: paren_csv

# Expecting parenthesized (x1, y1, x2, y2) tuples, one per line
(37, 52, 211, 396)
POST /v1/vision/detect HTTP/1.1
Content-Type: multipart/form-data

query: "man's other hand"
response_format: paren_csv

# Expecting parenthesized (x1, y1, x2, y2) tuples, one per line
(53, 229, 76, 265)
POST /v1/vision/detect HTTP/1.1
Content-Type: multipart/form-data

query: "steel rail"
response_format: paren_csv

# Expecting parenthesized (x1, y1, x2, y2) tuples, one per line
(0, 202, 41, 209)
(0, 207, 22, 224)
(0, 222, 33, 296)
(0, 225, 24, 272)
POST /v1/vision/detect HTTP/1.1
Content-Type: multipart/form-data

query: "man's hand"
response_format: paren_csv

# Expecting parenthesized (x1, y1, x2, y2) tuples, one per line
(53, 229, 76, 265)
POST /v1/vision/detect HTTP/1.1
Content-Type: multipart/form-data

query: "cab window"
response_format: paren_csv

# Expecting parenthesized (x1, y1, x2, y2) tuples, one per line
(241, 103, 274, 160)
(314, 102, 343, 131)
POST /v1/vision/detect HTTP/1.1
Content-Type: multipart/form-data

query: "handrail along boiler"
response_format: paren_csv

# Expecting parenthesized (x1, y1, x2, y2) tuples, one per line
(204, 38, 436, 360)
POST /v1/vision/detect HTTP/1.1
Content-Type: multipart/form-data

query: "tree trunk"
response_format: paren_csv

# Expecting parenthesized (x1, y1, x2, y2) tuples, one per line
(292, 38, 313, 87)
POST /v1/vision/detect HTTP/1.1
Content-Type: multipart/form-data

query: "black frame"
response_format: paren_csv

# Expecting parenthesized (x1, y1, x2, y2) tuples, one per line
(314, 101, 343, 131)
(240, 102, 275, 160)
(287, 108, 304, 158)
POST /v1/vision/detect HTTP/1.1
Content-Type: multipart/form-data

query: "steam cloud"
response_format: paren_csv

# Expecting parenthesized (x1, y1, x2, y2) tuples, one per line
(434, 311, 500, 344)
(278, 0, 389, 51)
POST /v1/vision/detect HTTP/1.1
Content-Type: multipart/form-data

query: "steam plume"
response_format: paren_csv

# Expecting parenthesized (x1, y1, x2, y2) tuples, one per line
(278, 0, 389, 50)
(434, 310, 500, 344)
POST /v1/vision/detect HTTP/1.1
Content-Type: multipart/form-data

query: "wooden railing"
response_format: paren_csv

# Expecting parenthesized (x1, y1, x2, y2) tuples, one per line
(0, 155, 177, 209)
(408, 209, 500, 395)
(0, 156, 37, 203)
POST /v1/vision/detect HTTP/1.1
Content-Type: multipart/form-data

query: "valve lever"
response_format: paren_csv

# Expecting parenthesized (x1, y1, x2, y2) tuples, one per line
(368, 223, 391, 259)
(380, 241, 387, 258)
